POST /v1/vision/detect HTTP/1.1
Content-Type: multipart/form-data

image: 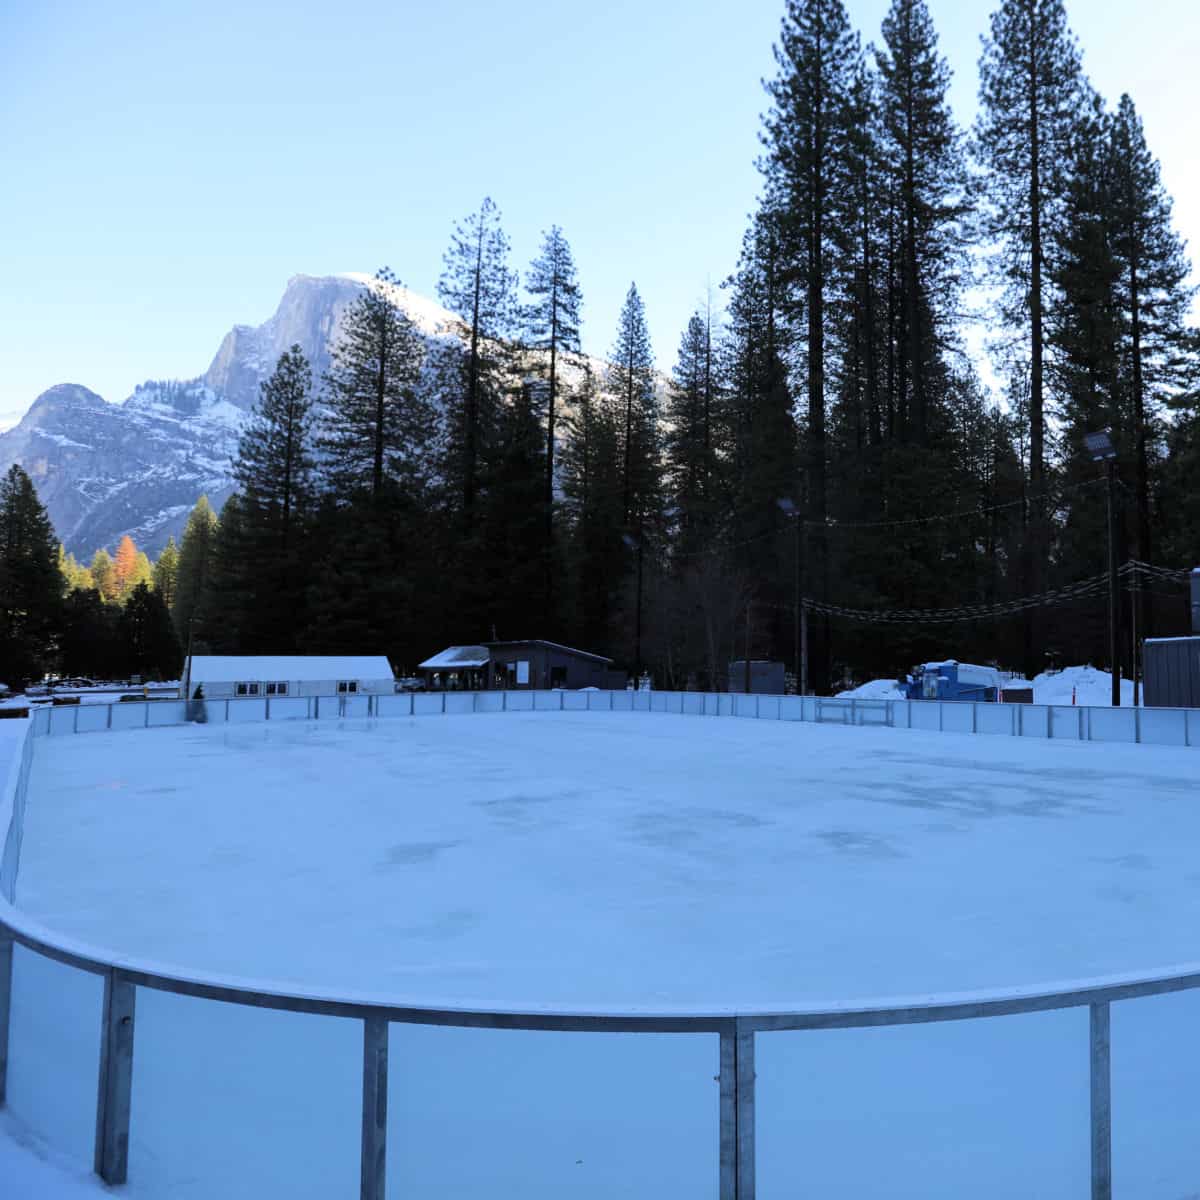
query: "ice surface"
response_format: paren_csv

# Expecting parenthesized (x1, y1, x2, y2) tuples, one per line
(8, 710, 1200, 1199)
(18, 711, 1200, 1008)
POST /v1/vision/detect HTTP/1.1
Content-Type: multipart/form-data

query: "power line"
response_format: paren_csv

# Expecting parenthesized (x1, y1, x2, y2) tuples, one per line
(775, 559, 1190, 627)
(800, 476, 1108, 532)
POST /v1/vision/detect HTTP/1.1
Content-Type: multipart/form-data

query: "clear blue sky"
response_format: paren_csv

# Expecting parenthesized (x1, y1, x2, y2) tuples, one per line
(1, 0, 1197, 429)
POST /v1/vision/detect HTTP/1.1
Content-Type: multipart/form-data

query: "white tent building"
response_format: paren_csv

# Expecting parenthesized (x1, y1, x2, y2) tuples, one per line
(181, 656, 395, 700)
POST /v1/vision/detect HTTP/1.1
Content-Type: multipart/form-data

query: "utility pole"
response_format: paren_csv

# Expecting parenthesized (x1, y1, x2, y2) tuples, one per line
(777, 496, 808, 696)
(1131, 567, 1140, 708)
(621, 532, 644, 685)
(1107, 458, 1120, 707)
(744, 600, 752, 695)
(1086, 432, 1121, 707)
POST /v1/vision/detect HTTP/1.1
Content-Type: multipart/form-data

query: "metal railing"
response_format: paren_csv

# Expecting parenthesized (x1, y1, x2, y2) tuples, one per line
(3, 691, 1200, 1198)
(26, 687, 1200, 748)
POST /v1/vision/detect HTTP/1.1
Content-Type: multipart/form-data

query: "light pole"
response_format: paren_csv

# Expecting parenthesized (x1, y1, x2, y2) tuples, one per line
(621, 532, 644, 685)
(777, 497, 808, 696)
(1085, 431, 1121, 707)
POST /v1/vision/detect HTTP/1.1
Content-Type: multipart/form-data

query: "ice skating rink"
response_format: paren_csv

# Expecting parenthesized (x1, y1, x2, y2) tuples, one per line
(8, 709, 1200, 1199)
(18, 710, 1200, 1005)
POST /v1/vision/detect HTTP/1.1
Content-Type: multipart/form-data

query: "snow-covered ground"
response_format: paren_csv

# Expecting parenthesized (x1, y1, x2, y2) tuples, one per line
(840, 664, 1142, 706)
(7, 710, 1200, 1198)
(0, 1112, 105, 1199)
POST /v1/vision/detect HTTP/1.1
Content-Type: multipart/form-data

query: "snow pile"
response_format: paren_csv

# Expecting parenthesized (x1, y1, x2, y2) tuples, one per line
(842, 665, 1141, 707)
(837, 678, 906, 700)
(1032, 666, 1139, 707)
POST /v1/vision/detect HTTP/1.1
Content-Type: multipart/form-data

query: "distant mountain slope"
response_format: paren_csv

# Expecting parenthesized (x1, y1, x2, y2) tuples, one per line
(0, 275, 462, 558)
(0, 273, 657, 559)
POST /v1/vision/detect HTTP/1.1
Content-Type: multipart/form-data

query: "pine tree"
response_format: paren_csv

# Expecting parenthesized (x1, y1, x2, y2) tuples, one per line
(665, 308, 722, 548)
(320, 269, 432, 500)
(172, 496, 219, 647)
(436, 199, 518, 515)
(153, 537, 180, 611)
(762, 0, 858, 536)
(197, 494, 252, 652)
(0, 465, 62, 687)
(118, 582, 181, 679)
(231, 344, 317, 647)
(876, 0, 967, 447)
(59, 587, 120, 681)
(478, 382, 548, 638)
(113, 534, 138, 599)
(57, 544, 93, 593)
(606, 284, 659, 529)
(525, 226, 583, 539)
(1109, 93, 1194, 570)
(976, 0, 1083, 654)
(132, 550, 154, 593)
(236, 344, 315, 551)
(561, 365, 625, 653)
(90, 548, 118, 603)
(1049, 94, 1122, 595)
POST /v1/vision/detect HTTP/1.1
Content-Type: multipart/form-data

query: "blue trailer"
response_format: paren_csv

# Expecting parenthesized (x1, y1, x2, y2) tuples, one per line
(900, 660, 1001, 703)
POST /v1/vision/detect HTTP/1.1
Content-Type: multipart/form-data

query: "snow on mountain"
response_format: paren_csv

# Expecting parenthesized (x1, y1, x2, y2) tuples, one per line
(0, 272, 666, 560)
(0, 275, 468, 558)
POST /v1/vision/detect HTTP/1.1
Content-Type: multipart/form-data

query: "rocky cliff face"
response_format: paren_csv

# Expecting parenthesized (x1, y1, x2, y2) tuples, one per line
(0, 380, 242, 557)
(0, 273, 631, 561)
(0, 274, 460, 558)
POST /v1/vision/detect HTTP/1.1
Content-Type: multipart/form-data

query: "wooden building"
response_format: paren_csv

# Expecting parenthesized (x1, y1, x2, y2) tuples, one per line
(418, 641, 615, 691)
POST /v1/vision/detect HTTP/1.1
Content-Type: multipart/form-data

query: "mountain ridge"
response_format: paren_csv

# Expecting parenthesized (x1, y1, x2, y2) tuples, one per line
(0, 275, 462, 558)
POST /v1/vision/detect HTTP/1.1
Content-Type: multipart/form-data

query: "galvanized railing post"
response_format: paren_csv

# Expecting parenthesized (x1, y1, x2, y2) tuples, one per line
(719, 1021, 756, 1200)
(360, 1015, 388, 1200)
(94, 968, 136, 1185)
(1090, 1002, 1112, 1200)
(0, 931, 12, 1106)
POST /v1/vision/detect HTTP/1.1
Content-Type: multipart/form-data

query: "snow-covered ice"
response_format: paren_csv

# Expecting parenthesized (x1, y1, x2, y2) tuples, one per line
(7, 709, 1200, 1198)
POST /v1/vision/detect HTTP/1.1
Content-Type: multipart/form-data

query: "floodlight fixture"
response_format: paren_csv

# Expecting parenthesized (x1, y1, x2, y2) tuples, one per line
(1085, 431, 1117, 462)
(776, 497, 798, 515)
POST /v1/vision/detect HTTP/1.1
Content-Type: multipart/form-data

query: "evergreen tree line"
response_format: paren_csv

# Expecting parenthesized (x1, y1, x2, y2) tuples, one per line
(188, 0, 1200, 690)
(14, 0, 1196, 693)
(0, 466, 181, 687)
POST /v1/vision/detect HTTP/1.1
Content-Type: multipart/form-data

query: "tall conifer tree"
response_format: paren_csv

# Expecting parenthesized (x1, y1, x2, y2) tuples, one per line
(525, 226, 583, 535)
(321, 269, 431, 499)
(1109, 93, 1194, 569)
(172, 495, 219, 647)
(436, 198, 517, 515)
(0, 465, 61, 687)
(606, 284, 658, 529)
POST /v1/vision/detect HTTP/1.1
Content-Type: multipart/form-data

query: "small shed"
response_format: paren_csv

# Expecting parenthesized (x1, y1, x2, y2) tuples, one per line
(416, 646, 491, 692)
(181, 655, 395, 700)
(418, 641, 613, 690)
(728, 660, 787, 695)
(1143, 638, 1200, 709)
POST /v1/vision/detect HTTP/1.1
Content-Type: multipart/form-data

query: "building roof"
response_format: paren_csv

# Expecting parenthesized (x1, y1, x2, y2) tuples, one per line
(484, 640, 613, 664)
(186, 656, 394, 683)
(418, 646, 491, 670)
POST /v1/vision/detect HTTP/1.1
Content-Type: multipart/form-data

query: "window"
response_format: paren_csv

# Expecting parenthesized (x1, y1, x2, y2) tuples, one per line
(235, 682, 260, 696)
(337, 681, 359, 694)
(266, 682, 288, 696)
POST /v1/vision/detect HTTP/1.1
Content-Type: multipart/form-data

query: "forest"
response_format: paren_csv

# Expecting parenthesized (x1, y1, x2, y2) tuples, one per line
(2, 0, 1197, 693)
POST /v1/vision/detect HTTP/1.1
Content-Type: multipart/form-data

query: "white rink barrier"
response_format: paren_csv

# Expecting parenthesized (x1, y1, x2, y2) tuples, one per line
(4, 691, 1200, 1200)
(27, 688, 1200, 749)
